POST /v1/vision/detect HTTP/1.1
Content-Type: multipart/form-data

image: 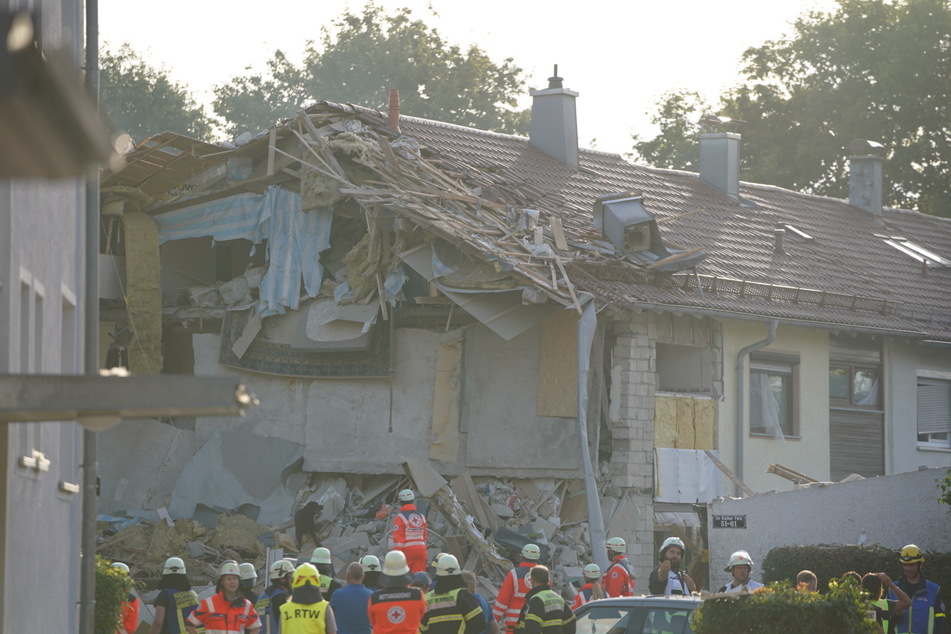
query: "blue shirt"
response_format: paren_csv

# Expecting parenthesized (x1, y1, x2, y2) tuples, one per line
(473, 592, 495, 634)
(329, 582, 373, 634)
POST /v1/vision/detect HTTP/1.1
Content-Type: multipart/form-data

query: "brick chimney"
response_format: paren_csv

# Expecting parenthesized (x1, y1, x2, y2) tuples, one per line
(699, 132, 740, 199)
(529, 65, 579, 168)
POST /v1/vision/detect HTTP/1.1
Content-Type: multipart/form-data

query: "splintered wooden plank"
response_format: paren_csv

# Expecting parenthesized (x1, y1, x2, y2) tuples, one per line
(550, 216, 569, 251)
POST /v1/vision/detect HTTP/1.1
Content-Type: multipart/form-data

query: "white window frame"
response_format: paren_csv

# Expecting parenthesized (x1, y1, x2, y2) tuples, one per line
(749, 352, 800, 438)
(917, 372, 951, 450)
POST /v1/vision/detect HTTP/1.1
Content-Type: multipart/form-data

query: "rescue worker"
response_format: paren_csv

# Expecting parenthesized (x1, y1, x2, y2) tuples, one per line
(863, 572, 912, 634)
(329, 562, 372, 634)
(368, 550, 427, 634)
(411, 572, 432, 592)
(360, 556, 382, 591)
(647, 537, 696, 596)
(112, 562, 141, 634)
(187, 561, 261, 633)
(257, 560, 296, 634)
(280, 563, 338, 634)
(716, 551, 764, 593)
(570, 564, 605, 611)
(420, 554, 484, 634)
(151, 556, 201, 634)
(514, 566, 575, 634)
(796, 570, 818, 593)
(241, 562, 260, 604)
(311, 547, 344, 601)
(603, 538, 635, 597)
(493, 544, 541, 634)
(390, 489, 428, 574)
(889, 545, 948, 634)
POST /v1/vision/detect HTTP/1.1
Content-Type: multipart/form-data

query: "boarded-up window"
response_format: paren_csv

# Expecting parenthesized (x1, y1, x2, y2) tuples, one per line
(657, 343, 711, 393)
(536, 309, 578, 418)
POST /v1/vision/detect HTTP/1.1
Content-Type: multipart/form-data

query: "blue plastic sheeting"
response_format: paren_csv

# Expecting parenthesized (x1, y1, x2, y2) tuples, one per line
(155, 186, 332, 317)
(95, 514, 142, 532)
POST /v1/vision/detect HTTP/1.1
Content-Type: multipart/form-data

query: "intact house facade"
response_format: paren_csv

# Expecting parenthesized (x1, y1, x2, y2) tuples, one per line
(96, 76, 951, 585)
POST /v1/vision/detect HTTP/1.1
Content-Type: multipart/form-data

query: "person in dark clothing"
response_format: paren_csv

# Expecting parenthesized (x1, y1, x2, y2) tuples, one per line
(257, 560, 295, 634)
(151, 557, 201, 634)
(295, 501, 324, 549)
(515, 566, 575, 634)
(360, 555, 382, 590)
(863, 572, 911, 634)
(420, 554, 484, 634)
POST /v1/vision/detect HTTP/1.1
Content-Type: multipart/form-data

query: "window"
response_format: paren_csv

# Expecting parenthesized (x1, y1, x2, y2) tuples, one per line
(830, 364, 881, 408)
(750, 352, 799, 437)
(879, 235, 950, 268)
(917, 377, 951, 449)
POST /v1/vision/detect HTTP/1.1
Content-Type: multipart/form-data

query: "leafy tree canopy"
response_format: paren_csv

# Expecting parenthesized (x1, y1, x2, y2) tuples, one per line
(212, 3, 530, 138)
(632, 0, 951, 217)
(100, 43, 214, 143)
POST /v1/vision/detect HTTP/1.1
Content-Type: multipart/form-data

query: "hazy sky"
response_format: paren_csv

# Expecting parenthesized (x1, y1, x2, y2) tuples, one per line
(98, 0, 837, 154)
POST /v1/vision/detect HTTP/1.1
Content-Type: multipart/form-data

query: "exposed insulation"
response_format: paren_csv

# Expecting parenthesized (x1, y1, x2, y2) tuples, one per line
(121, 211, 164, 374)
(655, 394, 716, 449)
(300, 165, 345, 210)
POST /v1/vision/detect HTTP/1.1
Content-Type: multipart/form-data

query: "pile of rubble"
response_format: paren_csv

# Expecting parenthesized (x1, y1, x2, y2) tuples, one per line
(99, 463, 599, 599)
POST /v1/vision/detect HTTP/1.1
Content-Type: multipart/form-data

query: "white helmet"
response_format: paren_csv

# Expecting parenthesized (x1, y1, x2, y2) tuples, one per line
(270, 560, 295, 580)
(239, 562, 257, 581)
(583, 563, 601, 580)
(436, 554, 461, 577)
(398, 489, 415, 502)
(659, 537, 686, 558)
(521, 544, 541, 561)
(725, 550, 754, 572)
(381, 550, 410, 577)
(163, 557, 187, 575)
(311, 547, 332, 565)
(361, 555, 381, 572)
(606, 537, 626, 554)
(112, 562, 130, 574)
(219, 561, 241, 578)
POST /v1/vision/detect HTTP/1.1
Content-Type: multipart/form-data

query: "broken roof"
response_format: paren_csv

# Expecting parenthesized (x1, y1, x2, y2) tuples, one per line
(102, 101, 951, 341)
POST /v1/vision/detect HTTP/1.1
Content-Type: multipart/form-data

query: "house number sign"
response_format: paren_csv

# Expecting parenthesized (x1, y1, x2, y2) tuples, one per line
(712, 514, 747, 528)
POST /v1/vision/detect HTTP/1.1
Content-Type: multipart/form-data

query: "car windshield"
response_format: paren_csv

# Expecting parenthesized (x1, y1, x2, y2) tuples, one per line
(575, 604, 695, 634)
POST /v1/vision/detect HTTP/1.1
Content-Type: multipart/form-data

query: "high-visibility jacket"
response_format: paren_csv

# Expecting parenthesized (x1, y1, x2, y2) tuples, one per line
(368, 586, 427, 634)
(256, 585, 290, 634)
(392, 504, 427, 549)
(319, 574, 344, 601)
(420, 586, 484, 634)
(188, 592, 260, 633)
(514, 587, 576, 634)
(890, 574, 947, 634)
(570, 584, 603, 612)
(492, 563, 534, 633)
(156, 587, 202, 634)
(279, 599, 330, 634)
(603, 555, 635, 598)
(118, 594, 140, 634)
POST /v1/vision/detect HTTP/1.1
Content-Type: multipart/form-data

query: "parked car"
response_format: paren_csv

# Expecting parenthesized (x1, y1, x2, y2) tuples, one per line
(573, 595, 702, 634)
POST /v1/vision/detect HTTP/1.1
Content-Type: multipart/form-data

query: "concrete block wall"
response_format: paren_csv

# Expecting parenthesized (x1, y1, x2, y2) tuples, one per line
(607, 316, 656, 581)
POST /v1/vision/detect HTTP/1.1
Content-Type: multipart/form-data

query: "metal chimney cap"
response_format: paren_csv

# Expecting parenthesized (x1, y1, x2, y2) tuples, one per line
(547, 64, 563, 89)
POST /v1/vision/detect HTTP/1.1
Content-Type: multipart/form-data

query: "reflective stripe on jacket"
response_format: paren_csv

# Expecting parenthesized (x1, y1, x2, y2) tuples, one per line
(188, 592, 260, 634)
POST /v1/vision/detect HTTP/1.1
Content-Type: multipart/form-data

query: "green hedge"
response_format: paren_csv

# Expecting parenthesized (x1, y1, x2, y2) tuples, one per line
(95, 556, 135, 634)
(692, 581, 877, 633)
(762, 544, 951, 594)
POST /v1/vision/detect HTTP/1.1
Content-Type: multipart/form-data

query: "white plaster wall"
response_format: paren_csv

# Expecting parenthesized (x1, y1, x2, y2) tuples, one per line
(886, 340, 951, 473)
(720, 321, 830, 494)
(706, 468, 951, 589)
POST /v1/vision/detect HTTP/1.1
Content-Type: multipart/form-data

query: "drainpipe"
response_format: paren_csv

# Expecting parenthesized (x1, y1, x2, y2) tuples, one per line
(80, 0, 100, 632)
(577, 301, 609, 572)
(734, 320, 777, 488)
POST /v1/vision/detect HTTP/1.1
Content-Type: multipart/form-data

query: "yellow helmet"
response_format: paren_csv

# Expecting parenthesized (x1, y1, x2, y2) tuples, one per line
(292, 563, 321, 589)
(899, 544, 925, 564)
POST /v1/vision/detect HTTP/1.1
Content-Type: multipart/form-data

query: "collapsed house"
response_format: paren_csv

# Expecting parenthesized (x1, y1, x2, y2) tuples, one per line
(97, 74, 951, 591)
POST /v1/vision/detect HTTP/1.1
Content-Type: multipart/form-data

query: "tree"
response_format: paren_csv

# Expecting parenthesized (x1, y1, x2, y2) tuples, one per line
(631, 0, 951, 217)
(212, 3, 530, 138)
(629, 91, 712, 171)
(100, 43, 214, 143)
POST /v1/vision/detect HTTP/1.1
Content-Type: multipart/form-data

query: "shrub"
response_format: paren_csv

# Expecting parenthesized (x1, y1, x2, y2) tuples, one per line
(762, 545, 951, 597)
(692, 581, 877, 633)
(95, 556, 135, 634)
